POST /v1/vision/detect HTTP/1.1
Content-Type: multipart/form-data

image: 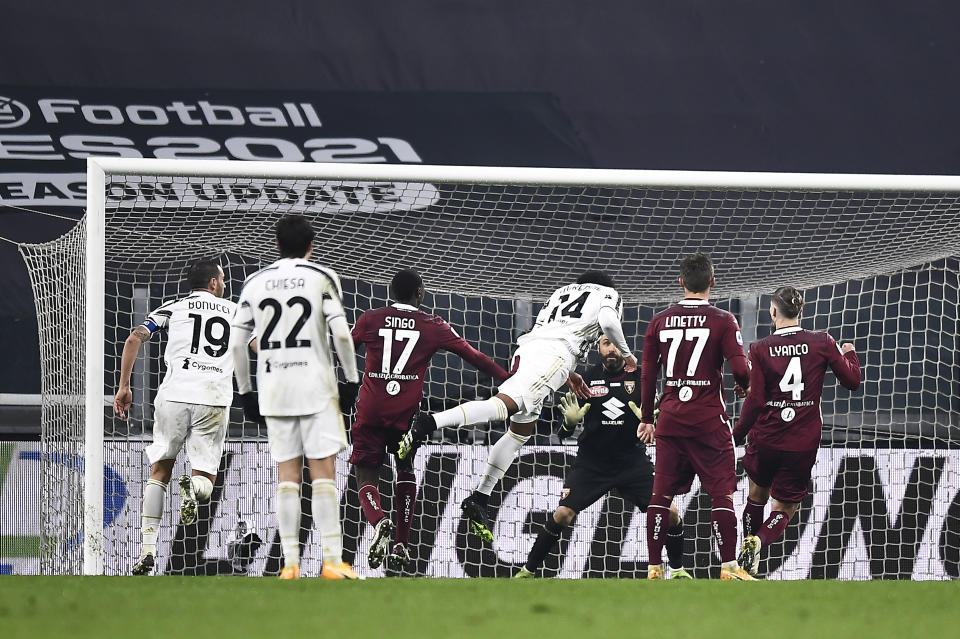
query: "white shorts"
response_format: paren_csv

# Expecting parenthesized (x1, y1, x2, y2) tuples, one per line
(497, 340, 576, 423)
(147, 399, 228, 475)
(266, 398, 347, 463)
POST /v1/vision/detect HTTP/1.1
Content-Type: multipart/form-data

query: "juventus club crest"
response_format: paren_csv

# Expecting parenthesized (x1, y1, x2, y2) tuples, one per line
(624, 380, 636, 394)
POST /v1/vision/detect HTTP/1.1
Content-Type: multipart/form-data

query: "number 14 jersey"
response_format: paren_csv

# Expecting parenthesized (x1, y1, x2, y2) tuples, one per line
(519, 283, 622, 359)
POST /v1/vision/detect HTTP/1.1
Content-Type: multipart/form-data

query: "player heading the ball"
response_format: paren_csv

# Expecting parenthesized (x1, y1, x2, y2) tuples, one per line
(230, 214, 361, 580)
(114, 259, 236, 576)
(734, 286, 861, 578)
(399, 271, 629, 543)
(638, 253, 755, 580)
(350, 269, 510, 571)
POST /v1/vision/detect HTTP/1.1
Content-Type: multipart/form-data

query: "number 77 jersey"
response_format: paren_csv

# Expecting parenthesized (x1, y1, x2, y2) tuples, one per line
(642, 299, 747, 436)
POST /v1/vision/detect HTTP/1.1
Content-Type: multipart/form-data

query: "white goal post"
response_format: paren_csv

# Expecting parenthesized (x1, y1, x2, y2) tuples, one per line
(23, 157, 960, 577)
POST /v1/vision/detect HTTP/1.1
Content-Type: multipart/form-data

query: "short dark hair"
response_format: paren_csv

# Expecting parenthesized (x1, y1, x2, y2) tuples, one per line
(391, 269, 423, 302)
(771, 286, 804, 319)
(186, 259, 221, 290)
(576, 270, 615, 289)
(679, 253, 714, 293)
(275, 214, 315, 258)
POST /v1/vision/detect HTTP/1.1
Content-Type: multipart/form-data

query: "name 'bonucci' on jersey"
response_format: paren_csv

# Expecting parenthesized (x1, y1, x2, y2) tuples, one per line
(144, 291, 237, 407)
(231, 257, 348, 416)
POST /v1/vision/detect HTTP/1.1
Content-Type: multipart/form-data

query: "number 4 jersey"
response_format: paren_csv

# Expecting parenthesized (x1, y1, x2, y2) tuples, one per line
(143, 290, 237, 407)
(735, 326, 861, 451)
(351, 304, 510, 430)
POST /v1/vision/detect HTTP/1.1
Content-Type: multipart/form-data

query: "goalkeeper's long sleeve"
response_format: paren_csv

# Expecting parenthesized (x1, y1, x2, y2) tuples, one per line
(598, 306, 633, 359)
(329, 316, 360, 383)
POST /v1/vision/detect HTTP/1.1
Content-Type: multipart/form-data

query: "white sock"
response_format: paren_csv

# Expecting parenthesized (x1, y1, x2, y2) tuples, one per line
(190, 476, 213, 502)
(141, 479, 166, 556)
(312, 478, 343, 565)
(277, 481, 301, 568)
(476, 429, 530, 495)
(433, 397, 510, 429)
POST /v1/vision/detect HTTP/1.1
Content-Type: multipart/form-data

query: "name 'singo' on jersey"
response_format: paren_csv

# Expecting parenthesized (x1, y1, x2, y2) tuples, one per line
(145, 290, 237, 407)
(233, 258, 347, 416)
(520, 283, 622, 359)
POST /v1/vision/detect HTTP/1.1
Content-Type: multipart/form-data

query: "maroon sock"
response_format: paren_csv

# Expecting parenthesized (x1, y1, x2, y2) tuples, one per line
(742, 498, 766, 537)
(394, 471, 418, 544)
(711, 496, 738, 563)
(646, 494, 673, 566)
(758, 510, 791, 546)
(358, 482, 385, 527)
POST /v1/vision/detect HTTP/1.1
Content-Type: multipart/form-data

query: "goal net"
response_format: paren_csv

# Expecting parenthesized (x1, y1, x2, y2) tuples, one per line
(19, 159, 960, 579)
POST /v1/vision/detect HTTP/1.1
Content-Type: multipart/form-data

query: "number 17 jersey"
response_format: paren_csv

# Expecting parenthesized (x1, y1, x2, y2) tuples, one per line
(233, 257, 347, 416)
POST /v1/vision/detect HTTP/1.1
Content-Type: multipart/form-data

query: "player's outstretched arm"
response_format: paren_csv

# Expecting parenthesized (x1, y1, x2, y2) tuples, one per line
(439, 323, 511, 382)
(597, 305, 634, 365)
(829, 341, 862, 391)
(114, 326, 151, 420)
(558, 391, 590, 438)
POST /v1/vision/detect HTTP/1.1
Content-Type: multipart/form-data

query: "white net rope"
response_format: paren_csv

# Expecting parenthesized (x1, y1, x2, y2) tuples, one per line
(20, 170, 960, 578)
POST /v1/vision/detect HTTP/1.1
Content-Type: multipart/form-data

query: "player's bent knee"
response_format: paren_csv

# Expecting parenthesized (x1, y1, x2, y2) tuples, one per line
(190, 475, 214, 502)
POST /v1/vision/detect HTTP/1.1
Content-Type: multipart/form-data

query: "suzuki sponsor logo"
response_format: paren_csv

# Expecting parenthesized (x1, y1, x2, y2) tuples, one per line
(0, 96, 30, 128)
(601, 397, 625, 420)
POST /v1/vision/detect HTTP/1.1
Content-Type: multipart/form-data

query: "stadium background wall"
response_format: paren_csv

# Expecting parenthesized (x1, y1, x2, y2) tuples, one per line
(2, 441, 958, 580)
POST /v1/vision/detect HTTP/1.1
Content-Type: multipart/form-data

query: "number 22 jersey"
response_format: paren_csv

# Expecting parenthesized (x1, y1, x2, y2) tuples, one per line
(232, 257, 347, 416)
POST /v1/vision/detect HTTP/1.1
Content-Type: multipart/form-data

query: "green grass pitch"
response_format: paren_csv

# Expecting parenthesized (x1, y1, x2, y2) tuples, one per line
(2, 577, 957, 638)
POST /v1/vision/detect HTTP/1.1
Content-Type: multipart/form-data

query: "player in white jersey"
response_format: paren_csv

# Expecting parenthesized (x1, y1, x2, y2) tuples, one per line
(398, 271, 633, 541)
(230, 214, 361, 580)
(113, 259, 237, 576)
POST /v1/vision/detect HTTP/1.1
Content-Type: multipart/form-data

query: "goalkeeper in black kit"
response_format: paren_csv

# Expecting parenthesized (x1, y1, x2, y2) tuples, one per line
(515, 335, 691, 579)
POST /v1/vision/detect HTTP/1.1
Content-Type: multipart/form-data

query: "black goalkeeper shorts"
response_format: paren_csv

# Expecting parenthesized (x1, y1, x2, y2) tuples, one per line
(558, 454, 654, 514)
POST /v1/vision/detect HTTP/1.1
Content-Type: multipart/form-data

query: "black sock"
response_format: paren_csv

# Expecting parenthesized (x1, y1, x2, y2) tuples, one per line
(666, 523, 684, 570)
(524, 519, 564, 573)
(471, 491, 489, 507)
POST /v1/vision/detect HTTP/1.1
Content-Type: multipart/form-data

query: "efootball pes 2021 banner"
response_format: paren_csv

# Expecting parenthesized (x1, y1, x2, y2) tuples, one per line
(2, 441, 958, 579)
(0, 87, 591, 208)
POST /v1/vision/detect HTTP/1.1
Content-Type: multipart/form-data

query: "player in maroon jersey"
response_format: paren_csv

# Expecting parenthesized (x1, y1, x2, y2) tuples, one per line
(638, 253, 755, 580)
(733, 286, 861, 577)
(349, 269, 511, 570)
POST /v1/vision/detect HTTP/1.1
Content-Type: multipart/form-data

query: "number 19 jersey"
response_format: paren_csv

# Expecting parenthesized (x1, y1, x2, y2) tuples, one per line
(143, 290, 237, 407)
(519, 283, 622, 359)
(232, 257, 348, 416)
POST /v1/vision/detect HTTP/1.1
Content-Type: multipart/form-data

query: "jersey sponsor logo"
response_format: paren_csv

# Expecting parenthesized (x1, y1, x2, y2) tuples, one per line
(601, 397, 625, 420)
(386, 380, 401, 396)
(678, 386, 693, 402)
(561, 487, 571, 500)
(736, 330, 744, 345)
(263, 358, 308, 373)
(589, 385, 609, 397)
(781, 407, 796, 422)
(624, 380, 636, 394)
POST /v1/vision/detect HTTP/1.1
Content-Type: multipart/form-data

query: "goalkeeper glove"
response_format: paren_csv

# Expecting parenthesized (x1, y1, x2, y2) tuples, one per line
(338, 381, 361, 414)
(558, 391, 590, 438)
(239, 393, 265, 425)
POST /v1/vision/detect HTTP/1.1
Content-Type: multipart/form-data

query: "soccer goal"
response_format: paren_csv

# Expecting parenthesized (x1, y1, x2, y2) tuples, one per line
(19, 158, 960, 578)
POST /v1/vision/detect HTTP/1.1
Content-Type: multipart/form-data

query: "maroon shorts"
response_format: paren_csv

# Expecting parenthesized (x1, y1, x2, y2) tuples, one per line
(741, 442, 817, 504)
(652, 428, 736, 498)
(349, 421, 405, 468)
